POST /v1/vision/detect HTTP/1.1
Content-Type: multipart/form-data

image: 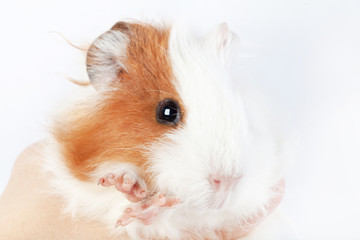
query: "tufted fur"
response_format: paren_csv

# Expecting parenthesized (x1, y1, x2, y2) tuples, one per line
(45, 21, 287, 239)
(52, 22, 182, 183)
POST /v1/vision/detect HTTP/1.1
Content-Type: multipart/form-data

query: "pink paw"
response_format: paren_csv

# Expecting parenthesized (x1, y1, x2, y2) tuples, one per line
(115, 193, 181, 227)
(97, 171, 147, 202)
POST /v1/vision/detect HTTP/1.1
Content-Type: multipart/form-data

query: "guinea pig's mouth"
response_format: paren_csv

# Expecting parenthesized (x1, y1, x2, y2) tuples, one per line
(209, 191, 230, 209)
(207, 174, 241, 209)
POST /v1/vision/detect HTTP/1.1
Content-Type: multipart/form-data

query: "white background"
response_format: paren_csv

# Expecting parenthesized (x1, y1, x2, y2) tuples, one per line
(0, 1, 359, 239)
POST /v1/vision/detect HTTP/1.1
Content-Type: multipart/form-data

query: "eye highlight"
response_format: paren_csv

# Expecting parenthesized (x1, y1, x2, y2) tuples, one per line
(156, 99, 181, 125)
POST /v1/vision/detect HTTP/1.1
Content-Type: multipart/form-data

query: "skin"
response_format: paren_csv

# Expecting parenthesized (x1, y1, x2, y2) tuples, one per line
(0, 141, 284, 240)
(0, 142, 118, 240)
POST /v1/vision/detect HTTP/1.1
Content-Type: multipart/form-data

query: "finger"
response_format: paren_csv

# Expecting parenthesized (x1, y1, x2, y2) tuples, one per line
(133, 182, 148, 200)
(119, 173, 136, 193)
(150, 193, 167, 207)
(162, 198, 181, 208)
(115, 207, 136, 227)
(126, 195, 142, 202)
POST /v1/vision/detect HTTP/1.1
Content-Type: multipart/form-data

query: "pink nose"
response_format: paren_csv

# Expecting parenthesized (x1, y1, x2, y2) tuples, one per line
(209, 175, 241, 192)
(209, 175, 242, 209)
(212, 179, 221, 184)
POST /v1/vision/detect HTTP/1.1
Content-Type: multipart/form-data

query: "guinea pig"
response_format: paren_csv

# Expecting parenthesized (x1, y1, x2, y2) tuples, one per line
(44, 21, 288, 240)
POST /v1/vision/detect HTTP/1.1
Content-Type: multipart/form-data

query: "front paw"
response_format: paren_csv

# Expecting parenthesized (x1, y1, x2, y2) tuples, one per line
(116, 193, 180, 227)
(97, 171, 147, 202)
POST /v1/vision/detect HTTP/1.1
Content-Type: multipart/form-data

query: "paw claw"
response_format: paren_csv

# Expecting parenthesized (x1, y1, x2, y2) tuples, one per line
(97, 178, 104, 185)
(115, 193, 181, 226)
(124, 207, 133, 214)
(115, 216, 135, 227)
(139, 189, 147, 198)
(98, 170, 148, 202)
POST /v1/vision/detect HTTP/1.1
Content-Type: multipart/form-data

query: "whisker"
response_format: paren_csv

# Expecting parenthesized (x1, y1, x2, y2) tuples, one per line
(47, 31, 89, 51)
(134, 89, 175, 95)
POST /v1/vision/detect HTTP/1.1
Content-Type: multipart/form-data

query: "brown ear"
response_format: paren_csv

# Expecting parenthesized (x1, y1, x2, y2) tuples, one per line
(86, 22, 131, 91)
(110, 21, 131, 32)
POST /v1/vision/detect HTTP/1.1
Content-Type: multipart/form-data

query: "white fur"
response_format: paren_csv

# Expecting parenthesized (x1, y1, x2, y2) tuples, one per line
(146, 23, 287, 238)
(43, 23, 289, 239)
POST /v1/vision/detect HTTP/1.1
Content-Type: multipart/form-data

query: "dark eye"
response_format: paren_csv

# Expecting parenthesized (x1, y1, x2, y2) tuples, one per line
(156, 99, 181, 125)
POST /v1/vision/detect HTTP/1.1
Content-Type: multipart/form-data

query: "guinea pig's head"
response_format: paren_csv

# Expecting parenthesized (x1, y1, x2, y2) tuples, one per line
(146, 23, 286, 220)
(54, 21, 285, 222)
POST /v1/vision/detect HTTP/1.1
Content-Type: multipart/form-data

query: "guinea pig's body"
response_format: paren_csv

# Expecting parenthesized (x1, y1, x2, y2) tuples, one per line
(43, 21, 288, 240)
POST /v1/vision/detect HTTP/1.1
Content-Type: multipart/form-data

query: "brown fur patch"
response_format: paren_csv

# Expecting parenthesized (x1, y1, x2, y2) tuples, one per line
(52, 22, 182, 183)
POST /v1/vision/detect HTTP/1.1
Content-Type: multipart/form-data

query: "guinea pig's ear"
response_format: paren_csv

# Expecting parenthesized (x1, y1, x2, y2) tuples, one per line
(209, 23, 239, 67)
(86, 22, 131, 91)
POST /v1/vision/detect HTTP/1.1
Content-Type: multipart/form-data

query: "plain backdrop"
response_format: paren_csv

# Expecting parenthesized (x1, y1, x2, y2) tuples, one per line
(1, 0, 359, 239)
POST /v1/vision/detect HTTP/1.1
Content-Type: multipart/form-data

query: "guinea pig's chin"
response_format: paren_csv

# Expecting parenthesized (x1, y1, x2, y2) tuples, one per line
(182, 190, 242, 213)
(208, 190, 233, 210)
(205, 184, 272, 215)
